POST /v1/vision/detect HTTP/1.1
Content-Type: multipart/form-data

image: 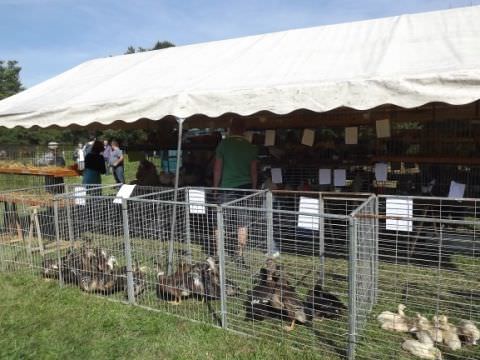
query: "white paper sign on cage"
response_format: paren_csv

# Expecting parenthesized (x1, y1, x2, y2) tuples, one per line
(188, 189, 206, 214)
(448, 181, 466, 199)
(375, 163, 388, 182)
(319, 168, 331, 185)
(386, 198, 413, 232)
(298, 197, 320, 230)
(74, 186, 87, 206)
(271, 168, 283, 184)
(334, 169, 346, 187)
(113, 184, 136, 204)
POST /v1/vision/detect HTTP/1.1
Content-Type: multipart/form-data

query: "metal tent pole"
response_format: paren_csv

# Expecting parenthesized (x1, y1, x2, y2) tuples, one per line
(167, 117, 184, 275)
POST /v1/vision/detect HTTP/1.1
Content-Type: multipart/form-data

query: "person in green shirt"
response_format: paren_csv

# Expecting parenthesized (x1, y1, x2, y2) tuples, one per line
(213, 119, 258, 265)
(214, 122, 258, 189)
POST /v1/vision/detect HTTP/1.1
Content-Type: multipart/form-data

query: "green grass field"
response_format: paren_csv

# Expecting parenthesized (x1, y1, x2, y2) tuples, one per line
(1, 229, 479, 359)
(0, 173, 479, 359)
(0, 273, 324, 360)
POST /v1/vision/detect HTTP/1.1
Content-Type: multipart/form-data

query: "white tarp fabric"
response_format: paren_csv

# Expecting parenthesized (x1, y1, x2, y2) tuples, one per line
(0, 6, 479, 128)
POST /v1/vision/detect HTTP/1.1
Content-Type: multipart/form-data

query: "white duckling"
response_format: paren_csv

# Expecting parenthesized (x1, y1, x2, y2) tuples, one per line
(378, 304, 410, 333)
(457, 319, 480, 345)
(411, 314, 443, 344)
(416, 330, 435, 348)
(436, 315, 461, 351)
(402, 339, 442, 360)
(377, 304, 407, 323)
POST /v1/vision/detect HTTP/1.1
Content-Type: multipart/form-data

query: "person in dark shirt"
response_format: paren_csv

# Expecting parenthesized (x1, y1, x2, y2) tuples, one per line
(82, 140, 106, 185)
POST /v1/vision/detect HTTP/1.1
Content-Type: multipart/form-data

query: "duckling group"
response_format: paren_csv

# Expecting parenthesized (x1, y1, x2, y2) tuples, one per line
(245, 258, 346, 331)
(42, 246, 146, 297)
(42, 253, 349, 334)
(156, 256, 240, 304)
(377, 304, 480, 359)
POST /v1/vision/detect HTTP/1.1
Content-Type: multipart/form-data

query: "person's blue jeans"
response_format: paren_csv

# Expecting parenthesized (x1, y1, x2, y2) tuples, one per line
(113, 165, 125, 183)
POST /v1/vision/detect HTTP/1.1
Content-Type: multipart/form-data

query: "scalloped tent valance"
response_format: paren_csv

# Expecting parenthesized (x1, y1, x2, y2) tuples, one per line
(0, 6, 480, 129)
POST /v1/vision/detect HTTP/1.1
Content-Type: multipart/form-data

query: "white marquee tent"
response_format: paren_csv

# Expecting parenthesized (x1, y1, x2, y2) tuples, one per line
(0, 6, 479, 129)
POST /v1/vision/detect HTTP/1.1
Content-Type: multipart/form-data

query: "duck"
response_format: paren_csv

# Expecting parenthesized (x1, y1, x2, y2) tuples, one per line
(303, 280, 346, 320)
(377, 304, 407, 323)
(111, 262, 147, 298)
(416, 330, 435, 348)
(78, 262, 146, 296)
(436, 315, 461, 351)
(245, 267, 280, 321)
(41, 258, 61, 279)
(402, 339, 442, 360)
(199, 257, 240, 300)
(377, 304, 410, 333)
(265, 259, 306, 332)
(457, 319, 480, 345)
(78, 270, 117, 294)
(156, 262, 193, 304)
(411, 314, 443, 344)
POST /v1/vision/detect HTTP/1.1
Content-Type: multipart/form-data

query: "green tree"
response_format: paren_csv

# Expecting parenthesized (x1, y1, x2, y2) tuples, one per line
(151, 41, 175, 50)
(0, 60, 24, 100)
(124, 40, 175, 54)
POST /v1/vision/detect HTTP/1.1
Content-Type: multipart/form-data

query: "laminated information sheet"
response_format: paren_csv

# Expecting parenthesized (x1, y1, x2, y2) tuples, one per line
(319, 168, 331, 185)
(334, 169, 346, 187)
(74, 186, 86, 206)
(271, 168, 283, 184)
(386, 198, 413, 232)
(298, 196, 320, 231)
(188, 189, 206, 214)
(113, 184, 136, 204)
(375, 163, 388, 182)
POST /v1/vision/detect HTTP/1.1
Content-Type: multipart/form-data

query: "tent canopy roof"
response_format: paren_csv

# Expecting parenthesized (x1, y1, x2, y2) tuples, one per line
(1, 5, 480, 129)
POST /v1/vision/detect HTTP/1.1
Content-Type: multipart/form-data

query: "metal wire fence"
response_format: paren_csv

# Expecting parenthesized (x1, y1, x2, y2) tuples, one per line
(356, 195, 480, 360)
(219, 191, 375, 359)
(0, 183, 104, 275)
(2, 184, 480, 359)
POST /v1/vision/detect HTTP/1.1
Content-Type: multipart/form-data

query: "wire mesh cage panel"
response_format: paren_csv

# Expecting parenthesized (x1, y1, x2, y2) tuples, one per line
(124, 187, 264, 326)
(48, 185, 155, 302)
(0, 184, 97, 275)
(220, 191, 376, 359)
(356, 195, 480, 360)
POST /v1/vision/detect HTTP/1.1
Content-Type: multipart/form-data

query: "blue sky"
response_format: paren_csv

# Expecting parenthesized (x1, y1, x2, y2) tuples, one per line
(0, 0, 478, 87)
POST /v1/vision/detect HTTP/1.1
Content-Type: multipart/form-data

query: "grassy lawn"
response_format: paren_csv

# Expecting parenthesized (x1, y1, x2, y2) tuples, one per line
(0, 273, 323, 360)
(0, 176, 479, 359)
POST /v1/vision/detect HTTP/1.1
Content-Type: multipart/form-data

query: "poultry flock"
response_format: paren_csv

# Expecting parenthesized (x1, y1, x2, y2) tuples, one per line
(42, 253, 345, 333)
(245, 258, 346, 331)
(42, 246, 146, 297)
(377, 304, 480, 359)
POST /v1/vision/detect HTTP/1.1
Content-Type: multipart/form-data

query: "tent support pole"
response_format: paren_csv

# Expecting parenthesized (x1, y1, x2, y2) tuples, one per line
(167, 117, 184, 275)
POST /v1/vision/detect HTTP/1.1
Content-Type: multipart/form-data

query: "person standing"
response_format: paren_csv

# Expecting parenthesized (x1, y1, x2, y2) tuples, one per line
(110, 140, 125, 184)
(213, 119, 258, 266)
(102, 140, 112, 174)
(73, 143, 85, 171)
(82, 140, 106, 185)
